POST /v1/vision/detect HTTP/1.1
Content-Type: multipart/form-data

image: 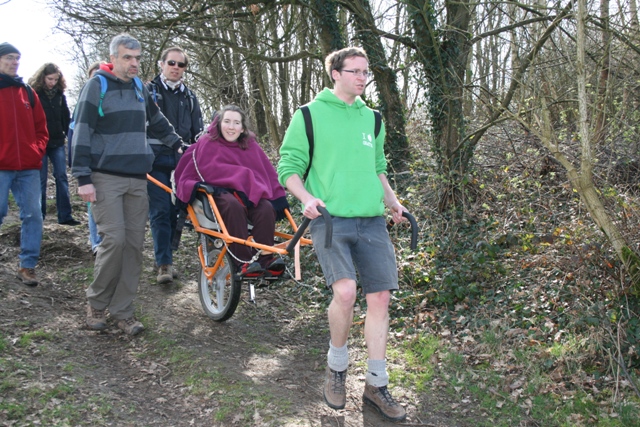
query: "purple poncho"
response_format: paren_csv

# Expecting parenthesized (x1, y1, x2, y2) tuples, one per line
(174, 119, 286, 209)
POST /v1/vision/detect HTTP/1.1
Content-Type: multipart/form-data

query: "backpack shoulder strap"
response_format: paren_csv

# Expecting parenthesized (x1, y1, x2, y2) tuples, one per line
(185, 86, 195, 113)
(133, 76, 143, 91)
(132, 76, 144, 103)
(25, 84, 35, 108)
(96, 75, 108, 117)
(300, 105, 313, 181)
(300, 106, 380, 181)
(148, 81, 158, 104)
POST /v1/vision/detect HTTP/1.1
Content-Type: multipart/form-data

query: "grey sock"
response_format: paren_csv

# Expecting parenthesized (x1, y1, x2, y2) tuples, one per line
(366, 359, 389, 387)
(327, 341, 349, 372)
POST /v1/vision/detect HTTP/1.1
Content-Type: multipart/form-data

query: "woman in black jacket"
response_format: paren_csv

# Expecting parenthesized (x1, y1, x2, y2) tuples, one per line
(29, 63, 79, 225)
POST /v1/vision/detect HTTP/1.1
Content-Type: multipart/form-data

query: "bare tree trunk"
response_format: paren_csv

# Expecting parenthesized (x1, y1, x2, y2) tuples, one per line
(257, 73, 281, 144)
(296, 7, 315, 107)
(314, 0, 345, 57)
(406, 0, 473, 211)
(594, 0, 611, 145)
(631, 0, 640, 29)
(350, 0, 410, 171)
(544, 0, 640, 291)
(241, 18, 270, 137)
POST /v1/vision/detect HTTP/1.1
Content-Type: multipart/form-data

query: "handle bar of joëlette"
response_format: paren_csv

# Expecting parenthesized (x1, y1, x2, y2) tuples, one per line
(286, 207, 417, 253)
(387, 211, 418, 251)
(286, 206, 332, 253)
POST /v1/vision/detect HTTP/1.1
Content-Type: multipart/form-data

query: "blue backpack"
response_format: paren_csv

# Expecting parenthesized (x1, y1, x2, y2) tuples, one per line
(68, 75, 144, 166)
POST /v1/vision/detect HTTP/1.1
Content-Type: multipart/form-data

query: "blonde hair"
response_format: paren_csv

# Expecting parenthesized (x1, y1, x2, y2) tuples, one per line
(87, 61, 101, 78)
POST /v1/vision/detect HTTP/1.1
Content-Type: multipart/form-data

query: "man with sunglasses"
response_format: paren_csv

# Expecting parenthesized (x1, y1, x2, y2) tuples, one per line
(146, 46, 204, 285)
(72, 34, 182, 335)
(278, 47, 408, 422)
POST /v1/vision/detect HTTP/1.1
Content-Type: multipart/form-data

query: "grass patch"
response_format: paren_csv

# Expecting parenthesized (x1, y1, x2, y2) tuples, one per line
(0, 401, 27, 420)
(0, 333, 7, 354)
(138, 329, 198, 369)
(0, 378, 18, 393)
(120, 305, 303, 425)
(391, 333, 438, 392)
(422, 330, 640, 427)
(60, 266, 95, 287)
(17, 330, 56, 347)
(184, 366, 290, 424)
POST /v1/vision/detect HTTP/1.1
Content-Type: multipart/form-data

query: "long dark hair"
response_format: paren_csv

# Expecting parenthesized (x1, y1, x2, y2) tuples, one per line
(28, 63, 67, 92)
(213, 105, 253, 150)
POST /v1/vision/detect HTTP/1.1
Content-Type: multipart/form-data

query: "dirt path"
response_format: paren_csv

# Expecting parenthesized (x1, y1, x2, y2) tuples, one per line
(1, 209, 484, 426)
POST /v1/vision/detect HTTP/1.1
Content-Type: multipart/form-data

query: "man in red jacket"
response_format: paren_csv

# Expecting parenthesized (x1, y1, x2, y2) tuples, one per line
(0, 42, 49, 286)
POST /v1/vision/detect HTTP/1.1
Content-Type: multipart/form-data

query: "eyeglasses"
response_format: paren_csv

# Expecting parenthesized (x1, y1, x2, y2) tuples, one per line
(341, 69, 370, 78)
(166, 60, 187, 68)
(2, 54, 20, 62)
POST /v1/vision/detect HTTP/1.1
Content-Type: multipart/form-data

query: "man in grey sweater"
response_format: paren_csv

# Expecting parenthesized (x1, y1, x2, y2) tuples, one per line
(72, 34, 182, 335)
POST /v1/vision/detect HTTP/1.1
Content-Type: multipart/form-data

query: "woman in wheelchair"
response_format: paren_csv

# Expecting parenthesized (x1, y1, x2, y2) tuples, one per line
(174, 105, 289, 277)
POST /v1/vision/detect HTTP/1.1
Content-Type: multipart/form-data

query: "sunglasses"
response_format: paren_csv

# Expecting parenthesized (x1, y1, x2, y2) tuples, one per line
(166, 60, 186, 68)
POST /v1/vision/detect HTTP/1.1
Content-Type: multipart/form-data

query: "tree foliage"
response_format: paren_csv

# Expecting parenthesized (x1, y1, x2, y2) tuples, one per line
(52, 0, 640, 287)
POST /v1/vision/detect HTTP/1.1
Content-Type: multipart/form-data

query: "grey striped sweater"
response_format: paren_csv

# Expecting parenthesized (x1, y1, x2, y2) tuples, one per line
(71, 69, 181, 186)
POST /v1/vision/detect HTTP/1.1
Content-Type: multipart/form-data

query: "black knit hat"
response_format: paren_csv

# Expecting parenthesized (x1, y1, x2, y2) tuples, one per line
(0, 43, 20, 58)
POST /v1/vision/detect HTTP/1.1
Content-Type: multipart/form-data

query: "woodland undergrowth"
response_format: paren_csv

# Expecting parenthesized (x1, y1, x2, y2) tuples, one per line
(367, 122, 640, 425)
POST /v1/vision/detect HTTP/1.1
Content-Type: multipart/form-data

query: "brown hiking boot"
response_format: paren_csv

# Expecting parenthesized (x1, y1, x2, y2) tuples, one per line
(363, 383, 407, 421)
(86, 304, 107, 330)
(17, 268, 38, 287)
(115, 317, 144, 335)
(323, 367, 347, 409)
(157, 264, 173, 284)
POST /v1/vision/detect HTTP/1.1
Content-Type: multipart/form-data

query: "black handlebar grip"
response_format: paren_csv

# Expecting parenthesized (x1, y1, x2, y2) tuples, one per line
(286, 217, 310, 253)
(387, 211, 418, 251)
(286, 206, 332, 253)
(402, 212, 418, 251)
(317, 206, 332, 249)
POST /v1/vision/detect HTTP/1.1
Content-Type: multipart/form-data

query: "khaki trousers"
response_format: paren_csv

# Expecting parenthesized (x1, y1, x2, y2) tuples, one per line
(87, 173, 148, 320)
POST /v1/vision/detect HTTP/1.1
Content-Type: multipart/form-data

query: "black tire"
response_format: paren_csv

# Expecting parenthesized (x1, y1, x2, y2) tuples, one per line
(198, 237, 242, 322)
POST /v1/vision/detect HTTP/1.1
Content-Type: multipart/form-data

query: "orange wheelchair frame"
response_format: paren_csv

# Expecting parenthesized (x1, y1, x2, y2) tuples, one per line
(147, 174, 316, 322)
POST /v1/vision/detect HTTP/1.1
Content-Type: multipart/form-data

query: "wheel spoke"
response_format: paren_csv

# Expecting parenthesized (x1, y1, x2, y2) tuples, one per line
(197, 235, 242, 321)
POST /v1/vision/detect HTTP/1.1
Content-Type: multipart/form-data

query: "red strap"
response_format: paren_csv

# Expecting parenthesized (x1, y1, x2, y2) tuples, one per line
(233, 191, 245, 207)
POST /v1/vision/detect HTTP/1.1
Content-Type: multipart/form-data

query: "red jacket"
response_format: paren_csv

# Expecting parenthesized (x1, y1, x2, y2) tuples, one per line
(0, 85, 48, 171)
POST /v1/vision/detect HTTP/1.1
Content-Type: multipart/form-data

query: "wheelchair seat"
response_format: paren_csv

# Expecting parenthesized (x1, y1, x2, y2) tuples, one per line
(192, 193, 220, 231)
(191, 186, 253, 233)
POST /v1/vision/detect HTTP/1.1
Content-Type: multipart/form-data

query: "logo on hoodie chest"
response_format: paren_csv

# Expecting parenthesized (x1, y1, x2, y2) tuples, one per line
(362, 133, 373, 148)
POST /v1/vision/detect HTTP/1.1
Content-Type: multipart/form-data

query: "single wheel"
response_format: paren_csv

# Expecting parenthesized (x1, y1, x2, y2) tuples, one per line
(198, 236, 242, 322)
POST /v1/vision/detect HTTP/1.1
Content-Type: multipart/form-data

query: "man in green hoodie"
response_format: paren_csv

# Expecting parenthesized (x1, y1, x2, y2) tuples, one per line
(278, 47, 407, 422)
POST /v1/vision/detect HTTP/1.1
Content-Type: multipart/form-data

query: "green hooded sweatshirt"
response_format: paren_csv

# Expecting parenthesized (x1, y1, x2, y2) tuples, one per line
(278, 88, 387, 218)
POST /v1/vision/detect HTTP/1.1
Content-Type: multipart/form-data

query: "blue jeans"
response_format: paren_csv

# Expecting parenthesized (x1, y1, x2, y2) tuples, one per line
(40, 145, 74, 223)
(88, 202, 102, 252)
(147, 153, 177, 266)
(0, 170, 43, 268)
